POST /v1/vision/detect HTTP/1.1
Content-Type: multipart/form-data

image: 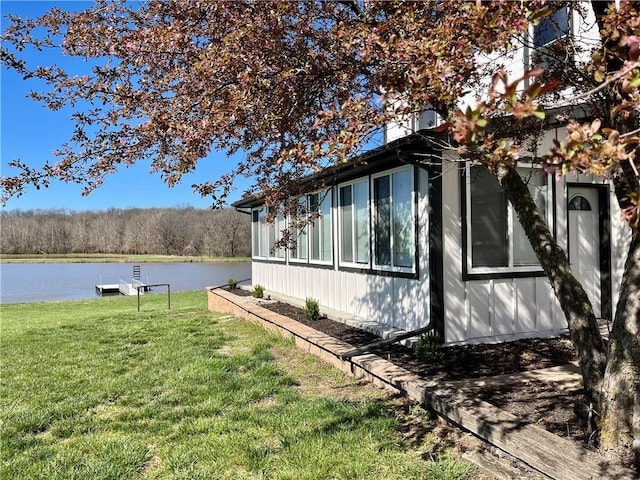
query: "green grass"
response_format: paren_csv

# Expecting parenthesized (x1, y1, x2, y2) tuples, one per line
(1, 291, 476, 479)
(0, 254, 250, 264)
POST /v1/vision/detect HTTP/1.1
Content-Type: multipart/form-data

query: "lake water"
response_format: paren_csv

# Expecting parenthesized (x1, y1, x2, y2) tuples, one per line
(0, 262, 252, 304)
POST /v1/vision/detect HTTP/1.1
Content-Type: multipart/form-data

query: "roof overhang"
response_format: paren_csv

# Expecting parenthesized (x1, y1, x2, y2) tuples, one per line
(232, 130, 442, 209)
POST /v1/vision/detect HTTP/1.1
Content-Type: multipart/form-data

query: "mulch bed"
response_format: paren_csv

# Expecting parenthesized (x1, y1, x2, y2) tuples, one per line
(261, 300, 577, 382)
(224, 291, 592, 449)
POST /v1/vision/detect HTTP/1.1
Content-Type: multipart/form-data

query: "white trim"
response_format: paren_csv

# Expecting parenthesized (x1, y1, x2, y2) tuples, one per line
(308, 189, 334, 266)
(288, 196, 309, 264)
(267, 212, 286, 262)
(465, 163, 552, 275)
(251, 207, 287, 262)
(337, 178, 371, 269)
(371, 165, 417, 274)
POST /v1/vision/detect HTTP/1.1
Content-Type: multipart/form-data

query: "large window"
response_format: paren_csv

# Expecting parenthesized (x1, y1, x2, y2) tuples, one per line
(309, 191, 332, 263)
(289, 197, 308, 262)
(533, 5, 569, 47)
(252, 167, 419, 276)
(372, 167, 415, 271)
(252, 208, 267, 258)
(268, 211, 285, 259)
(251, 207, 285, 260)
(467, 165, 548, 272)
(339, 180, 370, 266)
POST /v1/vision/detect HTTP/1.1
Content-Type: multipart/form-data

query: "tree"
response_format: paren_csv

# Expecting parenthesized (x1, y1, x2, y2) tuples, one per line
(204, 209, 252, 257)
(1, 0, 638, 467)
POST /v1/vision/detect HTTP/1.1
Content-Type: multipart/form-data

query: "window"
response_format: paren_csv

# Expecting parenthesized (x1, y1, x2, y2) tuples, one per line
(268, 212, 285, 259)
(568, 195, 591, 211)
(467, 165, 548, 272)
(251, 207, 284, 260)
(533, 6, 569, 47)
(251, 208, 267, 258)
(289, 197, 308, 261)
(309, 190, 332, 263)
(339, 180, 370, 266)
(373, 167, 415, 271)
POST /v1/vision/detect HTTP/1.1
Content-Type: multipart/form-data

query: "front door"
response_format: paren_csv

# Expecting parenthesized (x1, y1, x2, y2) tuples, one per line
(567, 186, 601, 317)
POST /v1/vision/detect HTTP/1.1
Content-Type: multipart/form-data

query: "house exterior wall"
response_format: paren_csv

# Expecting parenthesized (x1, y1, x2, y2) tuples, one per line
(441, 150, 565, 344)
(251, 166, 432, 332)
(441, 131, 632, 345)
(245, 135, 630, 345)
(243, 3, 632, 345)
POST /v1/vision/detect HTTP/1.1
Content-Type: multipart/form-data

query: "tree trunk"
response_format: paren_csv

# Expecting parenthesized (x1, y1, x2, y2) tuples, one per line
(599, 228, 640, 470)
(495, 164, 608, 418)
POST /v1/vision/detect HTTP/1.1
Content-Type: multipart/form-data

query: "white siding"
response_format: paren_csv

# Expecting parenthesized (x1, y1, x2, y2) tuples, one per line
(442, 126, 629, 344)
(252, 121, 629, 344)
(252, 262, 431, 331)
(252, 167, 431, 332)
(442, 144, 568, 345)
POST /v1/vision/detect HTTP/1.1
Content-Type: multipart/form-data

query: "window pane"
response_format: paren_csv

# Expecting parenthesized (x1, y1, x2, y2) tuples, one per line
(353, 181, 370, 264)
(513, 171, 546, 266)
(268, 217, 276, 255)
(340, 186, 354, 263)
(310, 192, 331, 262)
(320, 193, 332, 262)
(294, 230, 307, 259)
(470, 167, 508, 267)
(392, 170, 414, 268)
(272, 215, 285, 258)
(258, 208, 267, 257)
(534, 6, 569, 47)
(252, 210, 260, 256)
(291, 198, 307, 260)
(374, 176, 391, 266)
(310, 194, 320, 260)
(568, 195, 591, 211)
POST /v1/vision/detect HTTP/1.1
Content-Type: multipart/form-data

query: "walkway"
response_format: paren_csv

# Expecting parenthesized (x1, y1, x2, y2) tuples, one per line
(207, 287, 637, 480)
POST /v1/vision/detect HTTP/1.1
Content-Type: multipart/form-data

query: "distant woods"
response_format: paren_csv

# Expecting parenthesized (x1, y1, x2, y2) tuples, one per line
(0, 207, 251, 257)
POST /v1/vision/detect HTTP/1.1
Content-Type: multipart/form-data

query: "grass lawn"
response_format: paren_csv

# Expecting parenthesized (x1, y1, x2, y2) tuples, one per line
(1, 291, 476, 479)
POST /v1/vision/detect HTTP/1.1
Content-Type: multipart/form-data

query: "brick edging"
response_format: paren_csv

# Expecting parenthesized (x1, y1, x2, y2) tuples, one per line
(207, 288, 636, 480)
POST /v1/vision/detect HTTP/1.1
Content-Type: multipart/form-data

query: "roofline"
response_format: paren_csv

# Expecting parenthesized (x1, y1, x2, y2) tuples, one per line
(232, 130, 442, 209)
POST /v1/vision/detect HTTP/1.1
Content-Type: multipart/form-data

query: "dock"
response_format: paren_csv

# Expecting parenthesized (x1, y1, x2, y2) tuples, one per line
(96, 265, 151, 297)
(95, 283, 120, 295)
(95, 279, 150, 296)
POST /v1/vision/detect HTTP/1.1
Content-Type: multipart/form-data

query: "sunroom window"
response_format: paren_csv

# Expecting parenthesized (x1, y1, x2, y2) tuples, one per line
(251, 208, 267, 258)
(373, 167, 415, 271)
(309, 190, 332, 263)
(339, 180, 370, 266)
(251, 207, 285, 260)
(289, 197, 308, 262)
(267, 211, 285, 259)
(468, 165, 547, 272)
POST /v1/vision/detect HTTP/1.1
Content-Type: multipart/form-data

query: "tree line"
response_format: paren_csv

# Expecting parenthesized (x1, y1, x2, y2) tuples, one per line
(0, 207, 251, 257)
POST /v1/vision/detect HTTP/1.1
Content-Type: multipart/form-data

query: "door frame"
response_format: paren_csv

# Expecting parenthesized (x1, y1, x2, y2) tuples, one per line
(566, 183, 612, 321)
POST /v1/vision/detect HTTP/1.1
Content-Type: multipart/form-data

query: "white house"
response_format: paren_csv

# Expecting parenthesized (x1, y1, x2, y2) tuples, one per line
(233, 4, 631, 345)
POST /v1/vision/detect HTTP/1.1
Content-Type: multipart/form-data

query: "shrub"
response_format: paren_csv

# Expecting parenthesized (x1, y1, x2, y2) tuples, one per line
(416, 334, 444, 362)
(252, 284, 265, 298)
(227, 278, 238, 290)
(305, 298, 320, 321)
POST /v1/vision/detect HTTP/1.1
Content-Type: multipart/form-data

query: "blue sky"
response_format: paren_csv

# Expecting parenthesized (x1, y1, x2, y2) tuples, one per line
(1, 1, 251, 212)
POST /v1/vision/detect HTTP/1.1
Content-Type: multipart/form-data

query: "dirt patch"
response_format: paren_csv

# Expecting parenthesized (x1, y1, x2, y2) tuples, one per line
(473, 383, 593, 449)
(257, 299, 592, 451)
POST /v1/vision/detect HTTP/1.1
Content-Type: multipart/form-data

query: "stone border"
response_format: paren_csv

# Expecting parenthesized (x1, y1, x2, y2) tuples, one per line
(207, 288, 636, 480)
